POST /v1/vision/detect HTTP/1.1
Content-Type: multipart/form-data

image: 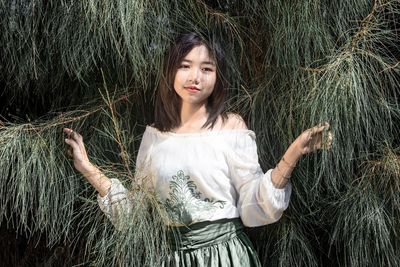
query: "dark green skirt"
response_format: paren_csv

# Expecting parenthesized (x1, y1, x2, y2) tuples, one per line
(162, 218, 261, 267)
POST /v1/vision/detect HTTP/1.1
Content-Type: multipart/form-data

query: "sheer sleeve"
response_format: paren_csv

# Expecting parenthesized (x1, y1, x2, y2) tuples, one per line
(96, 127, 155, 227)
(227, 131, 292, 227)
(97, 178, 132, 229)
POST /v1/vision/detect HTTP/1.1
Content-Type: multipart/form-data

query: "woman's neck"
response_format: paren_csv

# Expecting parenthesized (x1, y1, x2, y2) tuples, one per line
(177, 103, 208, 132)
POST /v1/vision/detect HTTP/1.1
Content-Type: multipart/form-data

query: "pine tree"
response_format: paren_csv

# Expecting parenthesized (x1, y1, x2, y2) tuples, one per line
(1, 0, 399, 266)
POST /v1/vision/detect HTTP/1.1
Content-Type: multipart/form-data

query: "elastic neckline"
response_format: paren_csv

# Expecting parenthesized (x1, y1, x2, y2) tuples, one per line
(146, 125, 255, 137)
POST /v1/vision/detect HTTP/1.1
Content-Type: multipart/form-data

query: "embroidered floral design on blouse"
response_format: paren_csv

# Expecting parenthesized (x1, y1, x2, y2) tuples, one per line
(164, 170, 226, 225)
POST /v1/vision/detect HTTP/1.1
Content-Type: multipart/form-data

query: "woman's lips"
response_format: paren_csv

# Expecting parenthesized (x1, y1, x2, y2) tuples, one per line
(185, 86, 200, 92)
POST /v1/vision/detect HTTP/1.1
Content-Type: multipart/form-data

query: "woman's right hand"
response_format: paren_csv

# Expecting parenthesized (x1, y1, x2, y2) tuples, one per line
(64, 128, 112, 196)
(63, 128, 95, 176)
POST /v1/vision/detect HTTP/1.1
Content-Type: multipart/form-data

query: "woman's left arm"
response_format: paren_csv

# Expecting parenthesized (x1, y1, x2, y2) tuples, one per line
(271, 122, 333, 188)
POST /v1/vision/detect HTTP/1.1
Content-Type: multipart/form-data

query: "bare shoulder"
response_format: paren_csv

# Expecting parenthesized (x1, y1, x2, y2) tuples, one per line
(222, 113, 248, 130)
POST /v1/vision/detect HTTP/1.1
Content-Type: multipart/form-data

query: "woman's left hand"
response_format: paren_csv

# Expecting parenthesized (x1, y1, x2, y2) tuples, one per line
(295, 122, 333, 155)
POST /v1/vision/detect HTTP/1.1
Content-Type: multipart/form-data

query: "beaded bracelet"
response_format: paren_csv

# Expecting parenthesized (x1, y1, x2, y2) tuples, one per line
(281, 156, 296, 169)
(276, 163, 291, 180)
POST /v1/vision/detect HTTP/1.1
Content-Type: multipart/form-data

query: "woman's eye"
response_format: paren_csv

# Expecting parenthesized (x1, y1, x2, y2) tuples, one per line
(179, 64, 190, 69)
(202, 67, 213, 72)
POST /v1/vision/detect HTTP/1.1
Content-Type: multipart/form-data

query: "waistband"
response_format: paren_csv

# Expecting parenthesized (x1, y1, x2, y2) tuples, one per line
(168, 218, 244, 251)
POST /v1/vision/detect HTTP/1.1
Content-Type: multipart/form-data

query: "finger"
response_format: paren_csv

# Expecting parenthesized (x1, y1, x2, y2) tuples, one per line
(63, 128, 73, 137)
(72, 132, 86, 152)
(321, 131, 333, 150)
(77, 140, 88, 156)
(65, 128, 77, 140)
(63, 128, 74, 134)
(71, 131, 83, 143)
(67, 129, 83, 143)
(74, 131, 82, 140)
(315, 122, 329, 133)
(328, 131, 333, 141)
(65, 138, 81, 153)
(67, 148, 73, 158)
(309, 127, 323, 140)
(323, 122, 330, 129)
(327, 132, 333, 146)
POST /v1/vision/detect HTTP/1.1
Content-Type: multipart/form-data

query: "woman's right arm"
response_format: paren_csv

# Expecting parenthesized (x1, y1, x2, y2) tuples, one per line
(64, 128, 134, 229)
(63, 128, 111, 196)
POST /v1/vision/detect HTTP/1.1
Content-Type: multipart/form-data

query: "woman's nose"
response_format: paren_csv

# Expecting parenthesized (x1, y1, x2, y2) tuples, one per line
(188, 68, 200, 84)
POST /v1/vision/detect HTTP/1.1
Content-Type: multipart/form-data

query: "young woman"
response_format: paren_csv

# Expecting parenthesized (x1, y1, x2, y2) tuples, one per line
(64, 32, 333, 266)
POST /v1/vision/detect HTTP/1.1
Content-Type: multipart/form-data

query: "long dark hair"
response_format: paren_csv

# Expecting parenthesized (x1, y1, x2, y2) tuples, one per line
(154, 32, 228, 132)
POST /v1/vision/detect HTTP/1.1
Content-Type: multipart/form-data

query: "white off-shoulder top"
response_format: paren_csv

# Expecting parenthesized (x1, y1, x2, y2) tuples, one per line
(98, 125, 292, 227)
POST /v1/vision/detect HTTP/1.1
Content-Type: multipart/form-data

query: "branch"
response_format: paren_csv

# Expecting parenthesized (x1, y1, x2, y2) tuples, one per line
(19, 92, 138, 132)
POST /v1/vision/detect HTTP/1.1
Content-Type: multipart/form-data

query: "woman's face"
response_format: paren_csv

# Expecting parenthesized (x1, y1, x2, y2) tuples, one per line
(173, 45, 217, 107)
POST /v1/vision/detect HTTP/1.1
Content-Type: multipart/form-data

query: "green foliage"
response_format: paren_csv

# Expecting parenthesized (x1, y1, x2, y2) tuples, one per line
(328, 183, 399, 267)
(77, 188, 170, 266)
(1, 0, 399, 266)
(0, 121, 78, 243)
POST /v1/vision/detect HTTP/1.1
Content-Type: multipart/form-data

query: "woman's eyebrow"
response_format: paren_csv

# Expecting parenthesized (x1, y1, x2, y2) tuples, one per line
(181, 59, 215, 65)
(202, 61, 216, 65)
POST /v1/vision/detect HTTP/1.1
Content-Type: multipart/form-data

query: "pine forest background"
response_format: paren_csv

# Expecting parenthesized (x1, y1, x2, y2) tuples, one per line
(0, 0, 399, 266)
